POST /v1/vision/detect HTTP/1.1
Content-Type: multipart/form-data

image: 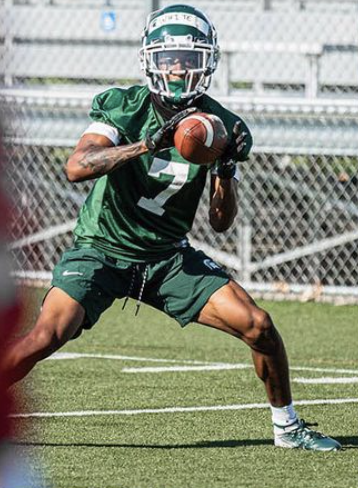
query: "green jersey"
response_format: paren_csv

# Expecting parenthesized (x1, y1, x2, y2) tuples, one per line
(74, 85, 252, 262)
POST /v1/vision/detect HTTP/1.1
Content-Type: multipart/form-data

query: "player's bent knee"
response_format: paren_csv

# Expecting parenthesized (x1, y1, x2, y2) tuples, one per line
(244, 309, 280, 355)
(30, 319, 77, 361)
(30, 327, 63, 360)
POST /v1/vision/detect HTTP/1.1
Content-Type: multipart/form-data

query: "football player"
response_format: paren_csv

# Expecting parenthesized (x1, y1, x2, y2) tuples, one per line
(4, 4, 340, 451)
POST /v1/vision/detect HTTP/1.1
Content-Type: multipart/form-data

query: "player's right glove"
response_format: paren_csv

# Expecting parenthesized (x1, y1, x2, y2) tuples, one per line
(145, 107, 197, 155)
(216, 121, 249, 179)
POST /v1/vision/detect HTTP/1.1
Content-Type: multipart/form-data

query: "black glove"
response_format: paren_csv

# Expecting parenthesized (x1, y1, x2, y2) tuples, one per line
(217, 121, 249, 179)
(145, 107, 197, 155)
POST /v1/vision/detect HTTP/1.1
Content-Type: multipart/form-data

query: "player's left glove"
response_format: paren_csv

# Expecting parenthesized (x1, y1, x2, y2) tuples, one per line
(145, 107, 197, 155)
(216, 121, 249, 179)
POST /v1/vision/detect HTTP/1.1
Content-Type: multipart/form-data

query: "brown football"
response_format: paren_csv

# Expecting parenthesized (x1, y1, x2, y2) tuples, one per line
(174, 112, 228, 165)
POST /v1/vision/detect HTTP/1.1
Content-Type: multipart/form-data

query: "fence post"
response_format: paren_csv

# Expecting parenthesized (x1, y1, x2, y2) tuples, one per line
(263, 0, 272, 10)
(239, 224, 252, 283)
(148, 0, 161, 14)
(217, 51, 231, 96)
(4, 0, 13, 87)
(238, 175, 253, 283)
(306, 53, 320, 98)
(293, 0, 305, 9)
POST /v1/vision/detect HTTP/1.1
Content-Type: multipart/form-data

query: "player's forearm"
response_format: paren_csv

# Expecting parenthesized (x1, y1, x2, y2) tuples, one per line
(209, 178, 238, 232)
(66, 141, 148, 182)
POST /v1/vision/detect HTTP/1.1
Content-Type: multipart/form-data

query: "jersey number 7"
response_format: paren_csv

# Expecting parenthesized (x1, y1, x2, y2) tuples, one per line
(137, 157, 190, 216)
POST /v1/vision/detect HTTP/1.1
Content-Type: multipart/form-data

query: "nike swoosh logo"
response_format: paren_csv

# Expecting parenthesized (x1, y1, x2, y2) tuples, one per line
(62, 270, 84, 277)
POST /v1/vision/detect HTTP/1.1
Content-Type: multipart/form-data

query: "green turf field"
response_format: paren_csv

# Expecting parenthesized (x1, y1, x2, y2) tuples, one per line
(16, 288, 358, 488)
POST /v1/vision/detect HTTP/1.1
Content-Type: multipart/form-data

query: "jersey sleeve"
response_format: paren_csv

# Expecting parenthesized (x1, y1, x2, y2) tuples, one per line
(82, 122, 121, 146)
(87, 86, 151, 143)
(89, 88, 126, 128)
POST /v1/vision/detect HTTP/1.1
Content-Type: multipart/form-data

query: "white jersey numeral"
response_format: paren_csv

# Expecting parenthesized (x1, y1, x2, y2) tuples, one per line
(137, 157, 189, 216)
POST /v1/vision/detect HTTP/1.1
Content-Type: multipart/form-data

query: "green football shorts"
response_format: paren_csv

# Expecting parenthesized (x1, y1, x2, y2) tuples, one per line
(51, 246, 230, 332)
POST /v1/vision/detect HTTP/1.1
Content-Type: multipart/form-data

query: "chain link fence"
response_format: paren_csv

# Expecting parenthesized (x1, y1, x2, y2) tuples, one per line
(1, 0, 358, 302)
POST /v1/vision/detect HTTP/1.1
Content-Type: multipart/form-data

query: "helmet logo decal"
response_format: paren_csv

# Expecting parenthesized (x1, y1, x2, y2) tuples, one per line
(148, 13, 210, 36)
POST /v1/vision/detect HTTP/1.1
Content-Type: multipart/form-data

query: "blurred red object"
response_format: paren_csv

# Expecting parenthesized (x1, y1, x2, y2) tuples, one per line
(0, 127, 22, 441)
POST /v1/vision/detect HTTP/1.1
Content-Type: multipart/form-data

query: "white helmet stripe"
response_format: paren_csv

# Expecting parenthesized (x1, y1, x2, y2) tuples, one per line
(148, 13, 210, 36)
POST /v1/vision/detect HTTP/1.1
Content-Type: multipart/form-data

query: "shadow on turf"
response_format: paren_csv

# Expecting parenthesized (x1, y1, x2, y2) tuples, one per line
(15, 436, 358, 449)
(336, 436, 358, 449)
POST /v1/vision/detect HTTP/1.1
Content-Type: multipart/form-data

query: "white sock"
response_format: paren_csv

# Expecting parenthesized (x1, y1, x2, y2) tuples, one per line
(271, 403, 299, 435)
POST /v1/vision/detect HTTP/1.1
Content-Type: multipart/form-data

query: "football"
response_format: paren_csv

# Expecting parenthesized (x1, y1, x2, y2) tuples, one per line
(174, 112, 228, 165)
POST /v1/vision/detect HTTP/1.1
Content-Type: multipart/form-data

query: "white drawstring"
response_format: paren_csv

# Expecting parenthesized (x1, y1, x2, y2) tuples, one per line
(122, 264, 148, 316)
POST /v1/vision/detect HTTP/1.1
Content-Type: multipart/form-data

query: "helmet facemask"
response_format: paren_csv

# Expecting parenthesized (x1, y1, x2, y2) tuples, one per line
(140, 6, 220, 105)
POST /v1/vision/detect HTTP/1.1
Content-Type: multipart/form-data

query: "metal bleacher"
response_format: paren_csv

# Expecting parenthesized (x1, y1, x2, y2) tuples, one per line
(0, 0, 358, 96)
(1, 0, 358, 154)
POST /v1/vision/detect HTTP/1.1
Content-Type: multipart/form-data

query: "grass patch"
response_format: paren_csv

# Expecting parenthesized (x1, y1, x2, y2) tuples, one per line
(15, 287, 358, 488)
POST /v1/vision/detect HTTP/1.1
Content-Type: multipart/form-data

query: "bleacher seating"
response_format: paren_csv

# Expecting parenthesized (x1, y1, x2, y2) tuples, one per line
(0, 1, 357, 97)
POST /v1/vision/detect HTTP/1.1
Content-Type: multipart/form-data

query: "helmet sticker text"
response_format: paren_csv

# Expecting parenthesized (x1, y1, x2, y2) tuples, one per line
(148, 13, 210, 36)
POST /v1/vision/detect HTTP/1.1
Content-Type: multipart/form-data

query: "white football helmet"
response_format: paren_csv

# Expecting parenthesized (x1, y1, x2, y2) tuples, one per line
(140, 4, 220, 104)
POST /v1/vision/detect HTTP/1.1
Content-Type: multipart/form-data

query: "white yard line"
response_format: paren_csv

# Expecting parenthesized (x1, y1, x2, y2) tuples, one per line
(291, 366, 358, 375)
(294, 377, 358, 384)
(12, 398, 358, 419)
(122, 364, 358, 375)
(47, 352, 358, 375)
(47, 352, 214, 365)
(122, 364, 251, 373)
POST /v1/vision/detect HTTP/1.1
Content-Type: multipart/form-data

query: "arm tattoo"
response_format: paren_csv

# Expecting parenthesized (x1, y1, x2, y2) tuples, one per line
(78, 142, 147, 178)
